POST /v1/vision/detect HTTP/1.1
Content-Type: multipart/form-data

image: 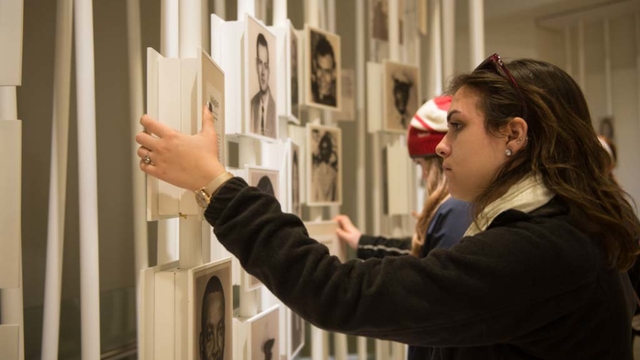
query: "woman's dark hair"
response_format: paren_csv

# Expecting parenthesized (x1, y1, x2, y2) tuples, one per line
(447, 58, 639, 271)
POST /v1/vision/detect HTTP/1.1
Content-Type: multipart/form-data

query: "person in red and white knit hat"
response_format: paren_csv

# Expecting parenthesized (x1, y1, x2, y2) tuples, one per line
(334, 95, 471, 360)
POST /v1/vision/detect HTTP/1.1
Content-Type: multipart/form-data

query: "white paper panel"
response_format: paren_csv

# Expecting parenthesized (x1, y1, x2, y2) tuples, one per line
(146, 48, 162, 221)
(0, 120, 21, 289)
(157, 58, 182, 216)
(0, 0, 23, 86)
(366, 62, 383, 133)
(0, 325, 19, 360)
(387, 142, 411, 215)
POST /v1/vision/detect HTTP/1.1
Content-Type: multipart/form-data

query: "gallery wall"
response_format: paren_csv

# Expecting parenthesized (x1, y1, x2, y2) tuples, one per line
(15, 0, 640, 358)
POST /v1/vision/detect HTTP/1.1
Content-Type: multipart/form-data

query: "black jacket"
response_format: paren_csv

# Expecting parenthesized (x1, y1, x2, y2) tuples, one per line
(207, 178, 636, 359)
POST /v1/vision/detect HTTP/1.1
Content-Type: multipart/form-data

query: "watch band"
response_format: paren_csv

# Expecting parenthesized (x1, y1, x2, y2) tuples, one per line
(195, 171, 234, 208)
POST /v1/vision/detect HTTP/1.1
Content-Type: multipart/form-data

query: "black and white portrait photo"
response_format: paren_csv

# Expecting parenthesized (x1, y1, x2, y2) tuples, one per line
(248, 167, 280, 200)
(307, 125, 341, 205)
(305, 25, 341, 111)
(383, 60, 419, 132)
(290, 142, 301, 217)
(246, 16, 278, 139)
(249, 305, 280, 360)
(191, 259, 232, 360)
(370, 0, 404, 43)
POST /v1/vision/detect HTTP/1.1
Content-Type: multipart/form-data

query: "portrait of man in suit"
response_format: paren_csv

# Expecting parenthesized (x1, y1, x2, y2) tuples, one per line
(311, 36, 337, 107)
(250, 32, 277, 138)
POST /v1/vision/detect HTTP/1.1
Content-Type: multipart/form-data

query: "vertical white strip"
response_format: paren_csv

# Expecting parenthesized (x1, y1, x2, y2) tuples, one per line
(427, 0, 442, 98)
(469, 0, 484, 69)
(307, 0, 319, 26)
(442, 0, 455, 88)
(158, 0, 180, 264)
(41, 1, 73, 359)
(179, 0, 204, 268)
(74, 0, 101, 358)
(126, 0, 148, 296)
(0, 85, 24, 360)
(603, 18, 613, 116)
(161, 0, 179, 58)
(577, 19, 586, 92)
(273, 0, 287, 26)
(180, 0, 202, 58)
(564, 26, 573, 77)
(214, 0, 226, 19)
(238, 0, 256, 19)
(389, 0, 399, 60)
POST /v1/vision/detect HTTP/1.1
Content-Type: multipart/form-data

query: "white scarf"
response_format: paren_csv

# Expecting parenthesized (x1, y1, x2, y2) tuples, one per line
(464, 173, 555, 237)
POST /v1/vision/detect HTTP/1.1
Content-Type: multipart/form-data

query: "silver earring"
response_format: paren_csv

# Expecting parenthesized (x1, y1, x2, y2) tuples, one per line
(505, 148, 512, 157)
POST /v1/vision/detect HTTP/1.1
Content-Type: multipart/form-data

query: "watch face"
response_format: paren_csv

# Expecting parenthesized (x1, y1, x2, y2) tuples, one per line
(196, 190, 210, 208)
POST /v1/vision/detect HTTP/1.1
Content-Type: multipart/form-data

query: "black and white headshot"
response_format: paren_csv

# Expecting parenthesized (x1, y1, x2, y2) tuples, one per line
(307, 125, 341, 205)
(305, 26, 341, 110)
(250, 305, 280, 360)
(370, 0, 404, 43)
(246, 16, 277, 139)
(384, 60, 419, 132)
(193, 261, 232, 360)
(248, 167, 279, 200)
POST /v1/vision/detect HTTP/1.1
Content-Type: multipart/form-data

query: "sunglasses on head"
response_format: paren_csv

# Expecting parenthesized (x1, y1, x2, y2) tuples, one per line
(474, 53, 528, 119)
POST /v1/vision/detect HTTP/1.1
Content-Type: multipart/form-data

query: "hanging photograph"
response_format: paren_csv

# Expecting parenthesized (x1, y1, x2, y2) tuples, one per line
(248, 166, 280, 200)
(248, 305, 280, 360)
(306, 124, 342, 206)
(304, 25, 341, 111)
(244, 165, 280, 291)
(188, 258, 233, 360)
(370, 0, 405, 44)
(304, 220, 347, 261)
(383, 60, 420, 133)
(289, 142, 302, 217)
(287, 309, 305, 359)
(200, 49, 226, 170)
(245, 15, 278, 139)
(288, 25, 301, 122)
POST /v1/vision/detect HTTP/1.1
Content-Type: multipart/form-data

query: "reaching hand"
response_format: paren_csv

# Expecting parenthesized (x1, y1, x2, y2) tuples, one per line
(334, 215, 361, 250)
(135, 105, 226, 191)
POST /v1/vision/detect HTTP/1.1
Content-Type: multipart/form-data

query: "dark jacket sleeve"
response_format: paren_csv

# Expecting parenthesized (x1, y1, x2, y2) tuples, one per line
(207, 178, 610, 347)
(357, 234, 411, 259)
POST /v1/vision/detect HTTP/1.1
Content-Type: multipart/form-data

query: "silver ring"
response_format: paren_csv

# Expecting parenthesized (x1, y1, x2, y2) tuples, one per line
(143, 152, 152, 165)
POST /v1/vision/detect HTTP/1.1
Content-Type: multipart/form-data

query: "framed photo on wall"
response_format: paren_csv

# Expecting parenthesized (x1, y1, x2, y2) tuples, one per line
(245, 15, 278, 139)
(304, 220, 347, 261)
(306, 124, 342, 206)
(188, 258, 233, 360)
(383, 60, 420, 133)
(304, 25, 341, 111)
(247, 305, 280, 360)
(243, 165, 280, 291)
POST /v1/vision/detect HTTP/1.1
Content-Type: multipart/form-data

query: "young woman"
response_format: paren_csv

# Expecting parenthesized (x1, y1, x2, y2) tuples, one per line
(136, 54, 640, 359)
(335, 95, 471, 360)
(334, 95, 470, 260)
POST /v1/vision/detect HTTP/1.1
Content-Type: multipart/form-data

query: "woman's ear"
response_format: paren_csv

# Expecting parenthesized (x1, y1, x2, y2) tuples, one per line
(505, 117, 528, 154)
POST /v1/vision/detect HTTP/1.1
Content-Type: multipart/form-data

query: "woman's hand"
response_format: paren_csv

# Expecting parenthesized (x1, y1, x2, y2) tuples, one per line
(135, 105, 225, 191)
(334, 215, 361, 250)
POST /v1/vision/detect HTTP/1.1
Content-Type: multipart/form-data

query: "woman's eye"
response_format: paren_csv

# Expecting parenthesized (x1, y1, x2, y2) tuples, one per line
(448, 122, 461, 131)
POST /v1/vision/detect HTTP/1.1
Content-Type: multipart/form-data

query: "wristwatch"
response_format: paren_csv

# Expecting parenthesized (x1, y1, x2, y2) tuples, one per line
(194, 172, 234, 209)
